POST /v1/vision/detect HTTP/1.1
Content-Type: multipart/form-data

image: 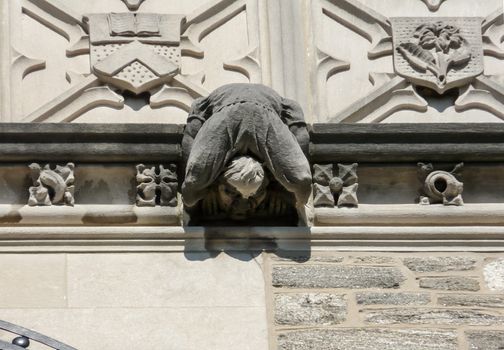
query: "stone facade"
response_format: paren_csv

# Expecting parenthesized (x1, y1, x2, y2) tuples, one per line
(1, 0, 504, 349)
(271, 252, 504, 350)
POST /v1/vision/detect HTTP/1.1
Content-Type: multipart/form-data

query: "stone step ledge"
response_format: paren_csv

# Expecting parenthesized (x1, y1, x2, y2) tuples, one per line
(315, 203, 504, 226)
(0, 226, 503, 252)
(0, 205, 180, 226)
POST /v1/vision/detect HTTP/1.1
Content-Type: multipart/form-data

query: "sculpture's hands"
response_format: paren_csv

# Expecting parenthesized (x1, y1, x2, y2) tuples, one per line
(202, 189, 219, 216)
(267, 191, 287, 216)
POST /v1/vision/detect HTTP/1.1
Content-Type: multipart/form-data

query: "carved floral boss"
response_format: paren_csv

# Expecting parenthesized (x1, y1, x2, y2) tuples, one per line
(392, 18, 483, 94)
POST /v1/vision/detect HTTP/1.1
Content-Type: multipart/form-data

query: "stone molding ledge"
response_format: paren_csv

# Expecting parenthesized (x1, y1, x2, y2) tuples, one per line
(315, 204, 504, 226)
(0, 226, 503, 252)
(0, 205, 180, 226)
(310, 123, 504, 162)
(0, 123, 183, 162)
(2, 123, 504, 162)
(2, 204, 504, 227)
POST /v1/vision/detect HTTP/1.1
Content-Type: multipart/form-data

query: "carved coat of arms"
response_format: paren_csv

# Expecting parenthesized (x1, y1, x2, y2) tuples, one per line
(87, 13, 184, 94)
(391, 18, 483, 94)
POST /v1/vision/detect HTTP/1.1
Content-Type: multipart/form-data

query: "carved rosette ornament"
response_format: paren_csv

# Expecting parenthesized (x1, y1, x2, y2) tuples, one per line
(28, 163, 75, 206)
(136, 164, 178, 207)
(86, 13, 184, 94)
(313, 163, 358, 208)
(418, 162, 464, 206)
(391, 18, 483, 94)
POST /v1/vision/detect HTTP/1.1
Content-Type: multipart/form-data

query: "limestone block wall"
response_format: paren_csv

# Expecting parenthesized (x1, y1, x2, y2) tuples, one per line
(0, 252, 269, 350)
(268, 252, 504, 350)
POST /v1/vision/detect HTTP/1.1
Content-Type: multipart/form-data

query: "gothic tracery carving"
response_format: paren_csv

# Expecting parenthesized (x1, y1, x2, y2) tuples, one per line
(314, 0, 504, 123)
(15, 0, 262, 123)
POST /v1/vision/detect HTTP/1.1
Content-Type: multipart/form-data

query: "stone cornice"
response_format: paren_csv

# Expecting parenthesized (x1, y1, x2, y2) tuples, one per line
(2, 123, 504, 163)
(310, 123, 504, 163)
(0, 226, 503, 252)
(0, 123, 183, 162)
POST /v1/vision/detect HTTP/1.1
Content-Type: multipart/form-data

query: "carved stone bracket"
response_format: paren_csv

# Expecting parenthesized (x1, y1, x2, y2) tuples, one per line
(28, 163, 75, 206)
(418, 162, 464, 206)
(313, 163, 358, 208)
(136, 164, 178, 207)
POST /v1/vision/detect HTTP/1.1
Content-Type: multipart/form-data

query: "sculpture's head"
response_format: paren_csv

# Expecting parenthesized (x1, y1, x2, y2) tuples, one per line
(217, 156, 269, 220)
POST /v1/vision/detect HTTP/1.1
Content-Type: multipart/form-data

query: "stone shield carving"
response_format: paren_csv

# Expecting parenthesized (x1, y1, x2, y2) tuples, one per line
(391, 18, 483, 94)
(87, 13, 184, 94)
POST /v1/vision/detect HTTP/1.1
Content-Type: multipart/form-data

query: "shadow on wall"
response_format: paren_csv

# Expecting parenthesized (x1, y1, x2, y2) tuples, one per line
(182, 226, 312, 262)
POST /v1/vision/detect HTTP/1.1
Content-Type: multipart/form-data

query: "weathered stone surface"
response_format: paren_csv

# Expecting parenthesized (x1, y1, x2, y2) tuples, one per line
(274, 293, 346, 326)
(277, 329, 457, 350)
(484, 258, 504, 291)
(438, 294, 504, 308)
(356, 292, 430, 306)
(419, 277, 480, 291)
(272, 265, 405, 289)
(466, 330, 504, 350)
(403, 256, 476, 272)
(351, 256, 396, 264)
(364, 308, 504, 325)
(271, 254, 344, 263)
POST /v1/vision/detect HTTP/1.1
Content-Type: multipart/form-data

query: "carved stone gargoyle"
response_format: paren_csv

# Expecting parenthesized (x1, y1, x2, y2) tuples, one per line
(136, 164, 178, 207)
(181, 83, 312, 225)
(418, 162, 464, 206)
(313, 163, 358, 208)
(28, 163, 75, 206)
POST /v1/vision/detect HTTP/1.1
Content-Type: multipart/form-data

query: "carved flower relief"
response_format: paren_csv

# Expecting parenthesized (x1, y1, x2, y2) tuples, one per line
(397, 21, 471, 88)
(415, 23, 464, 54)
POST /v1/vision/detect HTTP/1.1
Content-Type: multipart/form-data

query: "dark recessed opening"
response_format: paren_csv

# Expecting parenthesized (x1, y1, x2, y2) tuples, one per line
(122, 90, 151, 111)
(155, 187, 161, 205)
(434, 178, 448, 193)
(415, 86, 459, 113)
(47, 187, 56, 201)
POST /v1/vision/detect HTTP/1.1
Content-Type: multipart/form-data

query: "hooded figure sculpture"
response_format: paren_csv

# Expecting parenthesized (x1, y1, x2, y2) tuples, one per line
(181, 83, 312, 224)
